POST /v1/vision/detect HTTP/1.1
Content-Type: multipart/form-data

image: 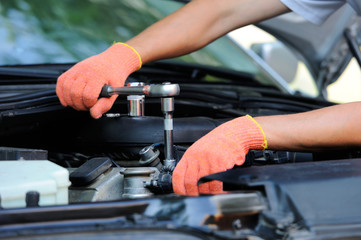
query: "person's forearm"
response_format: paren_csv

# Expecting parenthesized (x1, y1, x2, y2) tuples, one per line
(126, 0, 290, 64)
(255, 102, 361, 151)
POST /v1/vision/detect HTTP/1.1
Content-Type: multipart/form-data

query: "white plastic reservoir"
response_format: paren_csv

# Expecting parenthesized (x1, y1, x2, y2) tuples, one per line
(0, 160, 70, 208)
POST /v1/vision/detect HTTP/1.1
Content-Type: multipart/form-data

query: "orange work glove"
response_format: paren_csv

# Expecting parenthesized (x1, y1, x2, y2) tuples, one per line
(56, 43, 142, 119)
(172, 115, 267, 196)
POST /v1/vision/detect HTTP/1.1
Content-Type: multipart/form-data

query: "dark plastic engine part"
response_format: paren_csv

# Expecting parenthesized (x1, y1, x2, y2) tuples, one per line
(157, 166, 174, 193)
(26, 191, 40, 207)
(0, 147, 47, 160)
(145, 165, 174, 194)
(246, 150, 289, 165)
(245, 150, 313, 165)
(69, 157, 113, 186)
(76, 116, 226, 145)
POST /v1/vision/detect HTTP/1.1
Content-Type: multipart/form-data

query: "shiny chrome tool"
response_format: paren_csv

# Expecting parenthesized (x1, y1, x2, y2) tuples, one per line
(161, 83, 176, 167)
(100, 82, 180, 168)
(127, 82, 145, 117)
(100, 83, 180, 98)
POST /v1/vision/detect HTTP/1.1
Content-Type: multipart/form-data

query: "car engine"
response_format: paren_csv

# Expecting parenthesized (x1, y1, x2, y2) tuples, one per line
(0, 62, 351, 208)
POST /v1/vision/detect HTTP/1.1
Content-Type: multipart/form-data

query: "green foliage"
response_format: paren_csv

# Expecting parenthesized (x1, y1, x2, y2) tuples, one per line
(0, 0, 274, 88)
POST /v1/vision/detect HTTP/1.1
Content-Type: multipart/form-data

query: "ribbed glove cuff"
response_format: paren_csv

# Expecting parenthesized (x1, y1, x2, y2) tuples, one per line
(243, 115, 268, 150)
(104, 42, 142, 80)
(221, 115, 267, 165)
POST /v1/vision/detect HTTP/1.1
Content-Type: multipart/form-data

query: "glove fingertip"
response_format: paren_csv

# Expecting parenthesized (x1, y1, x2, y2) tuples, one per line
(184, 164, 200, 196)
(172, 161, 187, 195)
(89, 96, 117, 119)
(197, 158, 211, 194)
(209, 180, 224, 195)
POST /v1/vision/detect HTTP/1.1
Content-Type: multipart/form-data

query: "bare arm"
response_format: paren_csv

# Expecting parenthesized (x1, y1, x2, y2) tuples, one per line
(128, 0, 361, 152)
(57, 0, 291, 118)
(127, 0, 290, 64)
(173, 101, 361, 195)
(256, 102, 361, 151)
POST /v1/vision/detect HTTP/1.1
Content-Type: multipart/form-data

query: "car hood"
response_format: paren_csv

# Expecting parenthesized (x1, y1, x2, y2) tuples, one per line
(257, 4, 361, 94)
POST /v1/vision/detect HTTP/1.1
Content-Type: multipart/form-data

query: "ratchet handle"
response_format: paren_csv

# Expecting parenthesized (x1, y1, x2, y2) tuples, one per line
(99, 83, 180, 98)
(100, 85, 112, 98)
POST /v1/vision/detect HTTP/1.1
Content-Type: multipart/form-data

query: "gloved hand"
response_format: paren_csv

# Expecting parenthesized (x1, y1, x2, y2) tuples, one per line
(172, 115, 267, 196)
(56, 43, 142, 119)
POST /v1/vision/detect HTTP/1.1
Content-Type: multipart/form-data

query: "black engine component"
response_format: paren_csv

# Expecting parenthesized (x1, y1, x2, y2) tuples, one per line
(76, 116, 226, 145)
(145, 165, 174, 194)
(69, 157, 113, 186)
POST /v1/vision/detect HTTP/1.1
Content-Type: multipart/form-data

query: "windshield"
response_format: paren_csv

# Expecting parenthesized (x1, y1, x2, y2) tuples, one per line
(0, 0, 289, 91)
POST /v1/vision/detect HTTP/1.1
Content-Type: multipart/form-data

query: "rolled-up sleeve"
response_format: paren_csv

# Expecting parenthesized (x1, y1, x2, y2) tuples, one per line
(280, 0, 346, 25)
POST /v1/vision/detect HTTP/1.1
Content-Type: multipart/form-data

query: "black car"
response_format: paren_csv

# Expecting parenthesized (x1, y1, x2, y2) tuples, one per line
(1, 1, 361, 239)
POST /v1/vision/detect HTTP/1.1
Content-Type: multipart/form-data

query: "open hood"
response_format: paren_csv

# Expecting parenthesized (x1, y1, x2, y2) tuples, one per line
(257, 4, 361, 95)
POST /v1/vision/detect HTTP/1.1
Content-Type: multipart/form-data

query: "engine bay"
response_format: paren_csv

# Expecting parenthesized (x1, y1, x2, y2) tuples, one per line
(3, 63, 361, 239)
(0, 62, 357, 208)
